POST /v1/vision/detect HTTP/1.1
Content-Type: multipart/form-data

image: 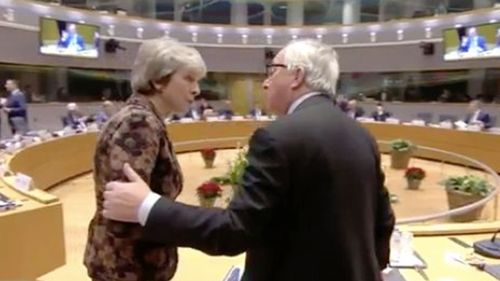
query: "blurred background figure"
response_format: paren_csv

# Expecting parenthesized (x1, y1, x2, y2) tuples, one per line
(3, 79, 29, 136)
(184, 101, 202, 120)
(371, 103, 391, 122)
(249, 104, 265, 119)
(459, 27, 487, 54)
(58, 23, 85, 52)
(94, 100, 115, 127)
(62, 102, 86, 129)
(463, 99, 491, 129)
(218, 99, 234, 120)
(345, 99, 364, 119)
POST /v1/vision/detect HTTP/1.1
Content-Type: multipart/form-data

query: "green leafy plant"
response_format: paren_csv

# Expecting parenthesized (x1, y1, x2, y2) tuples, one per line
(390, 139, 416, 152)
(226, 147, 248, 186)
(441, 175, 492, 197)
(210, 147, 248, 187)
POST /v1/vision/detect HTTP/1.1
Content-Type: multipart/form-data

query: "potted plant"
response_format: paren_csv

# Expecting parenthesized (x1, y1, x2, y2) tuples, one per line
(441, 175, 492, 222)
(196, 181, 223, 207)
(404, 167, 426, 190)
(390, 139, 416, 169)
(200, 148, 216, 168)
(210, 147, 248, 197)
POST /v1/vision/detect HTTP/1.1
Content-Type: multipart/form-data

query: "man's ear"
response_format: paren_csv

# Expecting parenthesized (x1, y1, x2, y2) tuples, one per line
(290, 67, 306, 90)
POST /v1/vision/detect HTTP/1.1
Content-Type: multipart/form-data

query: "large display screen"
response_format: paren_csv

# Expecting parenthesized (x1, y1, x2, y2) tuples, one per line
(39, 17, 100, 58)
(443, 22, 500, 61)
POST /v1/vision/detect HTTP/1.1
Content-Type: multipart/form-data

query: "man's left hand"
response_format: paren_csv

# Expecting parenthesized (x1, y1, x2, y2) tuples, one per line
(103, 163, 151, 222)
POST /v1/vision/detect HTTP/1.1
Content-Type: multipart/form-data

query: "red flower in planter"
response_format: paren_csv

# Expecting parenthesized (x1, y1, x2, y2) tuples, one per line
(200, 148, 216, 160)
(196, 181, 222, 199)
(404, 167, 426, 180)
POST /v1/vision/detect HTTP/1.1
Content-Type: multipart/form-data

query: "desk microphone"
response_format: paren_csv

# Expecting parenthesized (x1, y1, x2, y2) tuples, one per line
(473, 229, 500, 259)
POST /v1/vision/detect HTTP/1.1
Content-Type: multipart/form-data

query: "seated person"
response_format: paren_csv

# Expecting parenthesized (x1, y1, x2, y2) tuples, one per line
(184, 103, 202, 120)
(58, 23, 85, 52)
(249, 105, 266, 118)
(345, 99, 364, 119)
(62, 102, 86, 129)
(458, 27, 487, 54)
(218, 99, 234, 120)
(198, 98, 213, 113)
(94, 100, 114, 127)
(463, 99, 491, 129)
(371, 103, 391, 122)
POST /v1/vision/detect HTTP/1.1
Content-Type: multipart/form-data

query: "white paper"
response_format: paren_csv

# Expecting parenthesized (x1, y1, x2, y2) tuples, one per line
(15, 173, 33, 192)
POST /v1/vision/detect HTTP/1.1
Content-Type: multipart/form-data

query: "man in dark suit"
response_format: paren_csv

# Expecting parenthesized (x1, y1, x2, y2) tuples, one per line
(58, 23, 85, 52)
(102, 39, 395, 281)
(345, 99, 364, 119)
(219, 99, 234, 120)
(248, 105, 265, 118)
(458, 27, 487, 54)
(371, 103, 391, 122)
(464, 99, 491, 129)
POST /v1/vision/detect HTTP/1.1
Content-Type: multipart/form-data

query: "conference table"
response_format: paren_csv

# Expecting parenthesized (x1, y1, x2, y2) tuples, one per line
(1, 120, 500, 280)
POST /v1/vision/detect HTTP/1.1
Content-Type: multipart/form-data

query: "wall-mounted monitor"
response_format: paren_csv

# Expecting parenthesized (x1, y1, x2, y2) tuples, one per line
(39, 17, 100, 59)
(443, 22, 500, 61)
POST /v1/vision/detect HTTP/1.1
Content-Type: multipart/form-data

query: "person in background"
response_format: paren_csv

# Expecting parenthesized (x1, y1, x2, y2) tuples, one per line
(94, 100, 115, 127)
(3, 79, 28, 135)
(58, 23, 85, 52)
(218, 99, 234, 120)
(249, 104, 265, 118)
(464, 99, 491, 129)
(459, 27, 487, 54)
(371, 103, 391, 122)
(84, 36, 206, 281)
(184, 101, 202, 120)
(345, 99, 364, 119)
(198, 97, 212, 113)
(101, 39, 395, 281)
(62, 102, 85, 129)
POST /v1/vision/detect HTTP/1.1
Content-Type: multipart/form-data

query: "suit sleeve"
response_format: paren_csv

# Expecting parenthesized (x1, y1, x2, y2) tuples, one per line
(143, 128, 288, 256)
(373, 140, 395, 269)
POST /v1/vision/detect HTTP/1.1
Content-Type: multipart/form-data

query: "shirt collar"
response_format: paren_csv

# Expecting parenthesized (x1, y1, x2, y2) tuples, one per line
(286, 92, 323, 115)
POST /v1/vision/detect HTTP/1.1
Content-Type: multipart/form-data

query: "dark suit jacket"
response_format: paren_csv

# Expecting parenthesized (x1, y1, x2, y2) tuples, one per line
(465, 110, 492, 129)
(143, 95, 395, 281)
(372, 111, 391, 122)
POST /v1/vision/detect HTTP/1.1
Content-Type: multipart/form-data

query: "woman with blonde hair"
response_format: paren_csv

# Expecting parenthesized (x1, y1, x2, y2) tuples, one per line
(84, 36, 206, 281)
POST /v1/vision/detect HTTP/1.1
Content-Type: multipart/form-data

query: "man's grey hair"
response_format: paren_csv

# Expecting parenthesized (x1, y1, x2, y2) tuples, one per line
(131, 36, 207, 93)
(282, 39, 339, 95)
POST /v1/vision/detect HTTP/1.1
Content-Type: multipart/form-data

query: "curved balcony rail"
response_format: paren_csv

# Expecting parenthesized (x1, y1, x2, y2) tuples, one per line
(38, 0, 499, 26)
(2, 0, 500, 48)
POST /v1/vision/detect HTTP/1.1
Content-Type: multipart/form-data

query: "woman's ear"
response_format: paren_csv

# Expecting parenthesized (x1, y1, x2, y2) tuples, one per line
(151, 80, 162, 92)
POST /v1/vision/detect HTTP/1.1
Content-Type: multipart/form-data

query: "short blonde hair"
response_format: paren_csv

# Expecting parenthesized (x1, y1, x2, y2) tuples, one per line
(131, 37, 207, 93)
(282, 39, 339, 95)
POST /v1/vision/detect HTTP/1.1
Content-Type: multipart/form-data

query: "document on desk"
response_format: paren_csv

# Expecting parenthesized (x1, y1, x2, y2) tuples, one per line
(390, 251, 426, 269)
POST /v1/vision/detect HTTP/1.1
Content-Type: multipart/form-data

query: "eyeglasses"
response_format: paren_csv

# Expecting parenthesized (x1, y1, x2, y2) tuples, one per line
(266, 63, 287, 77)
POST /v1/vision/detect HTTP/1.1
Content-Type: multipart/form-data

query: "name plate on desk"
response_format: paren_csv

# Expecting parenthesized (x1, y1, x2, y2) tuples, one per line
(14, 173, 33, 192)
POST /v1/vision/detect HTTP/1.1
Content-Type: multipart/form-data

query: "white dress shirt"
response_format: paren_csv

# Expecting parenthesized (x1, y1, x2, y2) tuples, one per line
(470, 110, 481, 123)
(138, 91, 325, 225)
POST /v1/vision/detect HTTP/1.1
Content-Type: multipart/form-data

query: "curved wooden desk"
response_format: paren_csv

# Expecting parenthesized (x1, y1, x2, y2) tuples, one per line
(2, 121, 500, 279)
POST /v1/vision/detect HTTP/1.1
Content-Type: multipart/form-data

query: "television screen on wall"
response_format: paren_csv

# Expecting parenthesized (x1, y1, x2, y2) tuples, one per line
(39, 17, 100, 59)
(443, 22, 500, 61)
